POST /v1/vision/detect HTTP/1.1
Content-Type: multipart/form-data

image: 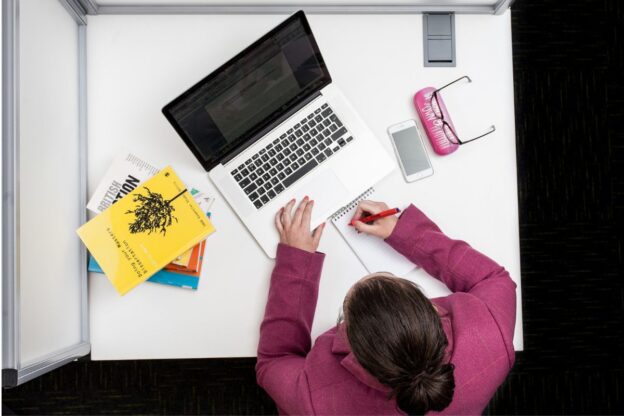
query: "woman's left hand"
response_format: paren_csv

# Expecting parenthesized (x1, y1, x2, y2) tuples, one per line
(275, 197, 325, 253)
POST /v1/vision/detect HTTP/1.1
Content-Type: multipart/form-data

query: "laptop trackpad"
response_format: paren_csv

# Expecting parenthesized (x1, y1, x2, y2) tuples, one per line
(291, 170, 347, 227)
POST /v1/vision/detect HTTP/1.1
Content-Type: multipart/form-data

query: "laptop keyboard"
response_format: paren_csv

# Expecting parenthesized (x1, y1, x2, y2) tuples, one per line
(230, 103, 354, 209)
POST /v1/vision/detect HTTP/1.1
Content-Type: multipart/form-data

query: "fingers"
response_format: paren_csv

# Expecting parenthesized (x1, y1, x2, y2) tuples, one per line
(352, 200, 388, 223)
(353, 219, 380, 237)
(361, 200, 388, 214)
(275, 196, 325, 252)
(292, 197, 310, 227)
(302, 198, 314, 228)
(281, 198, 296, 228)
(274, 208, 284, 236)
(312, 222, 325, 247)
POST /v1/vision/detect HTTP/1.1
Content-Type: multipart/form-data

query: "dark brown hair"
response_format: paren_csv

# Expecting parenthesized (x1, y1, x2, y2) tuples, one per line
(344, 275, 455, 415)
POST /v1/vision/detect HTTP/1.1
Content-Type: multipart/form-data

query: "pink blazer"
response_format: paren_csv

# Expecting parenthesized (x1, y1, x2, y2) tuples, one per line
(256, 205, 516, 415)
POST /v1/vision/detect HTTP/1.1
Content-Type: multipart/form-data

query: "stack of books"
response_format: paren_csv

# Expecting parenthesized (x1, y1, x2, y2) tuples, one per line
(77, 153, 216, 294)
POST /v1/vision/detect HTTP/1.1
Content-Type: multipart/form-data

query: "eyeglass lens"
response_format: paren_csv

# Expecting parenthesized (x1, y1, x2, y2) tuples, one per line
(429, 75, 495, 146)
(431, 92, 461, 145)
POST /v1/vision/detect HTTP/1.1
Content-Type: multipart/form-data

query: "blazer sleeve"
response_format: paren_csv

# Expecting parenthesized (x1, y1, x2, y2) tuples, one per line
(385, 204, 517, 366)
(256, 243, 325, 414)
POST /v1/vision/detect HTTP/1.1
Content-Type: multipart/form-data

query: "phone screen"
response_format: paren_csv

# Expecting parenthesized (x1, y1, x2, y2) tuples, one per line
(391, 126, 431, 175)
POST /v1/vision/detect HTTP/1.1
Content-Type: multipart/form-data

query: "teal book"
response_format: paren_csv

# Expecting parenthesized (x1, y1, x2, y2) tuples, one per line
(88, 256, 199, 290)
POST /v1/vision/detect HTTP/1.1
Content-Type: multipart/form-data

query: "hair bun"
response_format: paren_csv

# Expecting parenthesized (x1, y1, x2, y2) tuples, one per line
(344, 276, 455, 414)
(394, 363, 455, 415)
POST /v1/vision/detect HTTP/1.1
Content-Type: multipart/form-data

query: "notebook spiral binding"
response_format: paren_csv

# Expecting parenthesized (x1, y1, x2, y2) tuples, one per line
(330, 187, 375, 220)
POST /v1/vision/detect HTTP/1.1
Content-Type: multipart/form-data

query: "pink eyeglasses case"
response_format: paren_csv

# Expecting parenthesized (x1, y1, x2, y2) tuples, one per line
(414, 87, 459, 156)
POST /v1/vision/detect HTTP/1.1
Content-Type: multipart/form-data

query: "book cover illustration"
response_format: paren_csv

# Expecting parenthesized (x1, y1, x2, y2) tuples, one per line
(77, 166, 215, 295)
(87, 152, 160, 214)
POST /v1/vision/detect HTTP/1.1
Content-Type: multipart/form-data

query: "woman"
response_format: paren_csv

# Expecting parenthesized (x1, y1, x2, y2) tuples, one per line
(256, 197, 516, 414)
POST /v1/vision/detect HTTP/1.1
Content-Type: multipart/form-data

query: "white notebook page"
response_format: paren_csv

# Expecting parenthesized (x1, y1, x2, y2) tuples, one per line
(331, 187, 415, 276)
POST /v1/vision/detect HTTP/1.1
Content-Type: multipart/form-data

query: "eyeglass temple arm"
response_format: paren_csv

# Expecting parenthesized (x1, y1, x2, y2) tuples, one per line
(457, 125, 496, 145)
(434, 75, 472, 94)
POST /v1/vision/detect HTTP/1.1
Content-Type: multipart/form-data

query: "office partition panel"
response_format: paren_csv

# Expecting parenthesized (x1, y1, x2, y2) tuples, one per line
(2, 0, 89, 387)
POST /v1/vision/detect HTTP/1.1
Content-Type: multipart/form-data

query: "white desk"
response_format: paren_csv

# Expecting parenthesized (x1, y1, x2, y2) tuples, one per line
(86, 11, 522, 360)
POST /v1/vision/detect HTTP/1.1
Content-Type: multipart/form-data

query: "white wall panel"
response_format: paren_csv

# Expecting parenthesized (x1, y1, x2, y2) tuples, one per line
(18, 0, 83, 366)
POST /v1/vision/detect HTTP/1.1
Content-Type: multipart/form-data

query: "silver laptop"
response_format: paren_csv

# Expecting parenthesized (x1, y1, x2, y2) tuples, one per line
(163, 11, 394, 258)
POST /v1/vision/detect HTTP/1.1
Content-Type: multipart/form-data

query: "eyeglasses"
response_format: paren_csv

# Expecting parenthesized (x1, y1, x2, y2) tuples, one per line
(430, 75, 496, 145)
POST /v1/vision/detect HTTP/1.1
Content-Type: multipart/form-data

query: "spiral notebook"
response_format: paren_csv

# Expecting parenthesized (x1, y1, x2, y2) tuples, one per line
(330, 187, 416, 276)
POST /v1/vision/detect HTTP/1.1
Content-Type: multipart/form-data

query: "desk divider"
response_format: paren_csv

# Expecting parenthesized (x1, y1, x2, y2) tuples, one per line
(2, 0, 90, 387)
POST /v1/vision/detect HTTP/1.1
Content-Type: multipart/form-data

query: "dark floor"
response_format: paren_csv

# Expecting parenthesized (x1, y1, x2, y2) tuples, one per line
(3, 0, 624, 414)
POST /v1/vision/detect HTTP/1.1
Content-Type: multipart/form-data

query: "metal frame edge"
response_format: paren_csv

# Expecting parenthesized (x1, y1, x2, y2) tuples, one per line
(2, 369, 18, 387)
(78, 0, 98, 14)
(16, 342, 91, 386)
(92, 3, 495, 15)
(57, 0, 88, 24)
(78, 24, 90, 347)
(493, 0, 515, 15)
(2, 0, 21, 388)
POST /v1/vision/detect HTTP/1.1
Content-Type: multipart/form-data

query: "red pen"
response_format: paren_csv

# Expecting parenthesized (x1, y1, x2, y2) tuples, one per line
(349, 208, 401, 226)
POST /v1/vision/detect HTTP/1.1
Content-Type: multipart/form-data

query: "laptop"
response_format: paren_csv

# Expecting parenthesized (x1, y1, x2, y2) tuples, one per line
(163, 11, 394, 258)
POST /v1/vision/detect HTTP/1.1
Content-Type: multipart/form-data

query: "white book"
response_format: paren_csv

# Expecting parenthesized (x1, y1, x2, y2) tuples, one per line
(87, 152, 160, 214)
(331, 187, 415, 276)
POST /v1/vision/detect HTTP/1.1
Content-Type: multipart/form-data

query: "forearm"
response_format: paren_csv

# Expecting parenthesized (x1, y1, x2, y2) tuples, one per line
(387, 205, 517, 366)
(256, 243, 325, 377)
(385, 204, 512, 293)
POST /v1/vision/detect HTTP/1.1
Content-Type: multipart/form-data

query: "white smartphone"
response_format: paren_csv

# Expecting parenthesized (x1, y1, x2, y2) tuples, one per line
(388, 119, 434, 182)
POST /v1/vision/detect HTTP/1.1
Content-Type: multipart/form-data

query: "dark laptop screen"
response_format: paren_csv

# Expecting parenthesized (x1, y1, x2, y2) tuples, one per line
(163, 11, 331, 171)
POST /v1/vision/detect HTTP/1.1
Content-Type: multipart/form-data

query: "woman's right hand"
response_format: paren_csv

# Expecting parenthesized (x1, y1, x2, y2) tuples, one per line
(351, 200, 399, 239)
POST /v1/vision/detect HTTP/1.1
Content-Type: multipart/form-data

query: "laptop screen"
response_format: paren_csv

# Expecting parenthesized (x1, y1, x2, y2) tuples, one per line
(163, 11, 331, 171)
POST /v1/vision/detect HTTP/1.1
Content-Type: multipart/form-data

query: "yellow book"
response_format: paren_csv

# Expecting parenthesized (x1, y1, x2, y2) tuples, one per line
(77, 166, 215, 295)
(171, 246, 193, 267)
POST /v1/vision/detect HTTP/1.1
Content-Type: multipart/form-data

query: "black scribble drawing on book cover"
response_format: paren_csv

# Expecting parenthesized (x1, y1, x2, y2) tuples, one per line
(125, 186, 187, 236)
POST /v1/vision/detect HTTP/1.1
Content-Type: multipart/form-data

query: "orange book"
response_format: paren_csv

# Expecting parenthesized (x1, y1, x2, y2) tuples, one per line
(165, 240, 204, 273)
(164, 240, 206, 277)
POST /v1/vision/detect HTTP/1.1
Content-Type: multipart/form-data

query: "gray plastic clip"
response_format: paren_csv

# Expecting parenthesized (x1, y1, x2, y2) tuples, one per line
(423, 13, 456, 67)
